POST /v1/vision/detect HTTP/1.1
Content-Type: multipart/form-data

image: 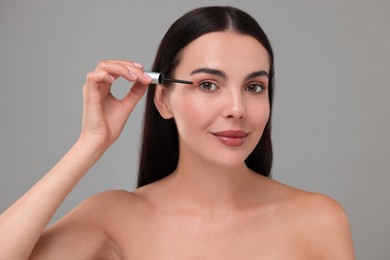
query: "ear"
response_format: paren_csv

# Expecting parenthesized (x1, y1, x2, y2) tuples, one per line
(154, 85, 174, 119)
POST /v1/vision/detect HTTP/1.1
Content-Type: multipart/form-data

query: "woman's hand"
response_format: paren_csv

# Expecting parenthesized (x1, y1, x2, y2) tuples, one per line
(79, 60, 152, 148)
(0, 60, 153, 259)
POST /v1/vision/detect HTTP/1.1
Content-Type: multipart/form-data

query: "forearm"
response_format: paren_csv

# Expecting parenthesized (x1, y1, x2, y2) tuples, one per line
(0, 139, 107, 259)
(0, 59, 150, 259)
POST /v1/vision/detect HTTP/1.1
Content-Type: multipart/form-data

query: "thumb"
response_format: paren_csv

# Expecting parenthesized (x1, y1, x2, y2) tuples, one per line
(120, 82, 149, 114)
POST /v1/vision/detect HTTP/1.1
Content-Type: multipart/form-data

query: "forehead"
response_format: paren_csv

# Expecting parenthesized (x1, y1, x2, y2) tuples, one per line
(177, 31, 270, 74)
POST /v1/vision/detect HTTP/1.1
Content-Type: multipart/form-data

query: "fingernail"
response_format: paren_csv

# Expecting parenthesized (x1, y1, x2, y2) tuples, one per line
(129, 70, 138, 80)
(133, 62, 143, 68)
(143, 72, 152, 81)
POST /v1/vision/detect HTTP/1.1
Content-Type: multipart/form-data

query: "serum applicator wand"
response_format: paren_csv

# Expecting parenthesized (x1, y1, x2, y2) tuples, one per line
(144, 72, 193, 85)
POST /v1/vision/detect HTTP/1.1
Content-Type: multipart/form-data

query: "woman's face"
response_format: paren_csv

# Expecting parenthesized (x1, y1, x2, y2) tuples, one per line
(162, 31, 270, 167)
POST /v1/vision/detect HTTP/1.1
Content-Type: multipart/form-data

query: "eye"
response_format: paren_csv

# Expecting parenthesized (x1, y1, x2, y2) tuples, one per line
(245, 83, 265, 93)
(198, 81, 219, 92)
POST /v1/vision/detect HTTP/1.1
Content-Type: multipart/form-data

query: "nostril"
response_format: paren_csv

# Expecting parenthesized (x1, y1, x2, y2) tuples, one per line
(224, 110, 246, 119)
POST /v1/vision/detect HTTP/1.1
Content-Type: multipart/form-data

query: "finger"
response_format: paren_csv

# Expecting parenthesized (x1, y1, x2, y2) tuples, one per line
(120, 81, 149, 114)
(95, 60, 151, 84)
(108, 61, 152, 84)
(95, 61, 138, 82)
(107, 59, 144, 69)
(85, 70, 115, 90)
(83, 70, 115, 100)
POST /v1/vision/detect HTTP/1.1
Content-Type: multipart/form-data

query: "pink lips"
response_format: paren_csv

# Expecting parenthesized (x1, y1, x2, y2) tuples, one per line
(212, 130, 249, 147)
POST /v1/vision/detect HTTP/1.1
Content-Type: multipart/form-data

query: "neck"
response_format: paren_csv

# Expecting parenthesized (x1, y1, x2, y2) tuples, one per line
(166, 149, 259, 216)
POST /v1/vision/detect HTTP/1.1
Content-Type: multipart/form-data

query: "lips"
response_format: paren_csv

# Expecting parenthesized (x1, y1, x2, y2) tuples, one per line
(211, 130, 249, 147)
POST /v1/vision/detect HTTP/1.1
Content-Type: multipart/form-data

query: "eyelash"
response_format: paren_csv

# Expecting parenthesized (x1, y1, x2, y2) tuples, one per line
(198, 81, 266, 93)
(245, 83, 266, 93)
(198, 81, 219, 92)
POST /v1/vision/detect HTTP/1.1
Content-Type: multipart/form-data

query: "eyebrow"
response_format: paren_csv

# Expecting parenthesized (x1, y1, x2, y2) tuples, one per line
(190, 68, 228, 79)
(244, 70, 269, 81)
(190, 67, 269, 81)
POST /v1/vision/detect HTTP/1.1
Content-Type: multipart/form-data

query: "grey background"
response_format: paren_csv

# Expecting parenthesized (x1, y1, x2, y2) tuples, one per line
(0, 0, 389, 259)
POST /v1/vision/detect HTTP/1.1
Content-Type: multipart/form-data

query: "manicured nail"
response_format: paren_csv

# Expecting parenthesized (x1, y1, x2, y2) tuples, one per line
(129, 70, 138, 80)
(133, 62, 143, 68)
(143, 72, 152, 81)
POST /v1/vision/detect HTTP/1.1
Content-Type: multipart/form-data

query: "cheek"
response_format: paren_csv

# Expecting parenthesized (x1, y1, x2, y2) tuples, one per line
(170, 93, 217, 133)
(248, 99, 270, 129)
(169, 91, 270, 134)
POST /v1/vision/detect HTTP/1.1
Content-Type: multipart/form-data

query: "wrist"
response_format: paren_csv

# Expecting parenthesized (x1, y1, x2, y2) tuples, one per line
(75, 136, 110, 155)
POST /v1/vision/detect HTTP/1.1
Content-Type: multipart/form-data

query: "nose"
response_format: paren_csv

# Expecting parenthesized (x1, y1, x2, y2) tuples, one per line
(222, 89, 246, 120)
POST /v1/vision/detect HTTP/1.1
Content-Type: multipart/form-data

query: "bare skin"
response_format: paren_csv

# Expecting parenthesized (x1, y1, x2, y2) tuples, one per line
(0, 32, 354, 259)
(30, 178, 354, 259)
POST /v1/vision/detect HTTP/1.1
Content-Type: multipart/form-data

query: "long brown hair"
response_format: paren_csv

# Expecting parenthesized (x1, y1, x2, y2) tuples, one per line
(138, 6, 275, 188)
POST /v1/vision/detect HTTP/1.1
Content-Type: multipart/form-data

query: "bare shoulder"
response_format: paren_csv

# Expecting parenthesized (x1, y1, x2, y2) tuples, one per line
(30, 190, 137, 259)
(76, 189, 149, 222)
(264, 178, 355, 259)
(81, 189, 137, 209)
(62, 189, 136, 221)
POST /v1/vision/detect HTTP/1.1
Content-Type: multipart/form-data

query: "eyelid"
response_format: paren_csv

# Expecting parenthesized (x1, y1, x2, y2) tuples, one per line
(248, 79, 268, 87)
(194, 77, 268, 93)
(245, 82, 267, 93)
(198, 80, 219, 92)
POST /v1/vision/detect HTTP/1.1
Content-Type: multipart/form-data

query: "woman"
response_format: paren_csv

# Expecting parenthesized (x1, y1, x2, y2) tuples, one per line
(0, 6, 354, 259)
